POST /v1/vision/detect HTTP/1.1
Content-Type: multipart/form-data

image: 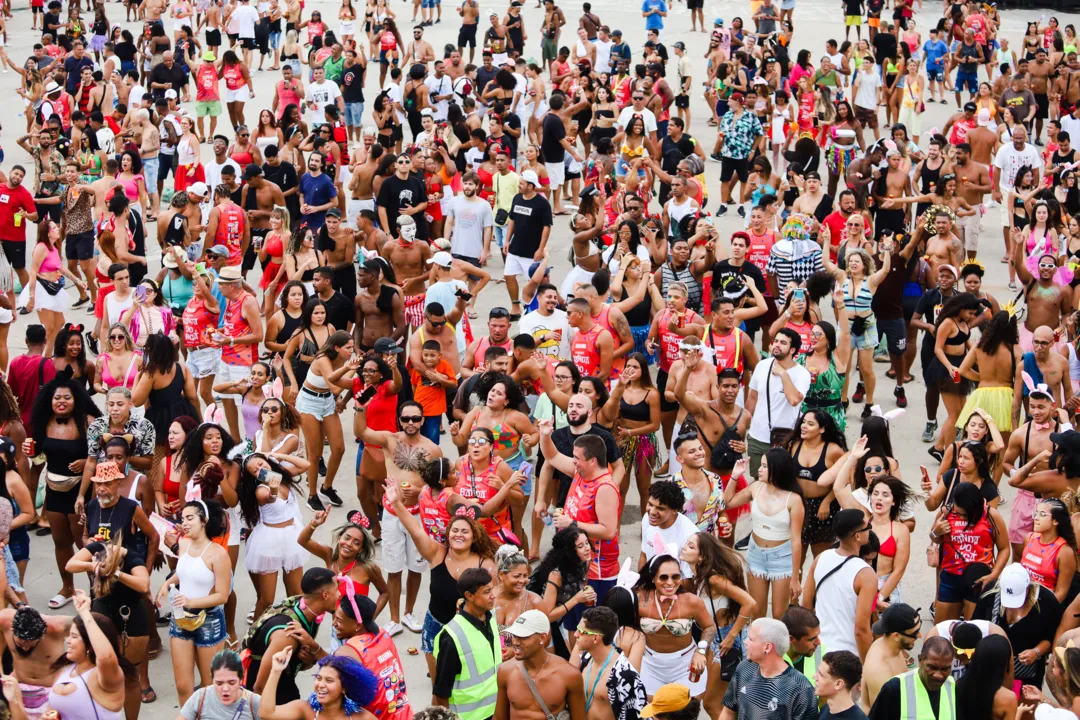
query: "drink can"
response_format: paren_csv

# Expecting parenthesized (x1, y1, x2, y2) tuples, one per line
(688, 666, 702, 683)
(26, 439, 35, 457)
(951, 367, 961, 383)
(541, 512, 553, 527)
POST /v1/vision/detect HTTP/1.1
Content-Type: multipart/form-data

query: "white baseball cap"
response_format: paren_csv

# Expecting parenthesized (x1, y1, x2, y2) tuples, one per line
(505, 610, 550, 638)
(188, 182, 209, 196)
(976, 108, 992, 127)
(520, 169, 540, 186)
(427, 251, 454, 268)
(999, 563, 1031, 608)
(165, 89, 178, 100)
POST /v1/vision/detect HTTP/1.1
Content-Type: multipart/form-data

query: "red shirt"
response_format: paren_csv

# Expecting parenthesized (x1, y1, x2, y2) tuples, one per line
(0, 184, 36, 242)
(8, 353, 56, 434)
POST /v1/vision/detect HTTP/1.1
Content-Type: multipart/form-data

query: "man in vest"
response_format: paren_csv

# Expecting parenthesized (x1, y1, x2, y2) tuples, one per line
(205, 184, 250, 269)
(432, 568, 501, 720)
(567, 297, 614, 385)
(867, 636, 956, 720)
(861, 604, 923, 712)
(781, 605, 823, 686)
(461, 307, 513, 378)
(214, 266, 263, 442)
(801, 509, 876, 660)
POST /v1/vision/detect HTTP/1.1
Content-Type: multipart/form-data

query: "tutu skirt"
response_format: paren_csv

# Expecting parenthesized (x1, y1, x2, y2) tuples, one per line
(957, 386, 1014, 433)
(244, 518, 307, 573)
(19, 280, 72, 313)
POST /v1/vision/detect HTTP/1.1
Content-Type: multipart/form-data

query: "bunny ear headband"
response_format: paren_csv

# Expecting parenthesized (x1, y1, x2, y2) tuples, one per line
(650, 531, 679, 562)
(869, 405, 905, 423)
(1022, 371, 1054, 401)
(616, 557, 639, 591)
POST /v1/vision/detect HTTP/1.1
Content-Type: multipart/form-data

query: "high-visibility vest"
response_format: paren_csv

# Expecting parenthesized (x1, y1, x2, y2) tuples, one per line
(433, 613, 501, 720)
(784, 644, 824, 686)
(897, 669, 956, 720)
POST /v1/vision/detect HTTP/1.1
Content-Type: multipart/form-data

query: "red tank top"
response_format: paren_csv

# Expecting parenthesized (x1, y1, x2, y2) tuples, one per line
(49, 97, 72, 131)
(196, 64, 220, 102)
(163, 454, 180, 504)
(571, 324, 604, 378)
(786, 320, 814, 356)
(591, 306, 624, 383)
(337, 560, 371, 598)
(220, 290, 255, 366)
(565, 471, 621, 580)
(657, 308, 701, 372)
(182, 295, 217, 349)
(1021, 533, 1066, 592)
(418, 486, 453, 544)
(472, 336, 513, 368)
(706, 328, 744, 374)
(940, 507, 995, 574)
(275, 80, 301, 119)
(215, 203, 246, 266)
(746, 231, 775, 288)
(454, 456, 512, 540)
(343, 633, 413, 720)
(223, 63, 245, 91)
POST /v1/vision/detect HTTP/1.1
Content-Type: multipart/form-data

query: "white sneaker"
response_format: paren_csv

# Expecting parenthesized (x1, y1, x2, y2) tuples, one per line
(385, 621, 404, 637)
(403, 613, 423, 633)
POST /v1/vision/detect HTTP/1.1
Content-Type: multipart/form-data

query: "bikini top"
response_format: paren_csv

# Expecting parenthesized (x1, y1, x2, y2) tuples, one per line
(879, 521, 897, 558)
(639, 594, 694, 636)
(489, 413, 520, 452)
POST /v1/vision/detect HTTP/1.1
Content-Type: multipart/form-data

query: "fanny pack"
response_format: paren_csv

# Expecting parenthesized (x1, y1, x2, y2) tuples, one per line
(38, 277, 64, 296)
(46, 472, 81, 492)
(849, 314, 868, 336)
(173, 608, 207, 632)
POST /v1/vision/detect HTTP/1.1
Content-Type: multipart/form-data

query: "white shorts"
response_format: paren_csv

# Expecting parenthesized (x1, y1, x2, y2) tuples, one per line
(187, 346, 222, 378)
(545, 160, 565, 188)
(504, 252, 533, 278)
(214, 360, 252, 401)
(381, 511, 429, 574)
(227, 504, 245, 547)
(560, 263, 595, 298)
(225, 86, 250, 103)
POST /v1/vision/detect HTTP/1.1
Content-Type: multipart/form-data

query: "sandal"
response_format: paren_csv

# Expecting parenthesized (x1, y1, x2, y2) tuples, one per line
(48, 593, 73, 609)
(247, 608, 256, 623)
(141, 688, 157, 704)
(466, 309, 478, 319)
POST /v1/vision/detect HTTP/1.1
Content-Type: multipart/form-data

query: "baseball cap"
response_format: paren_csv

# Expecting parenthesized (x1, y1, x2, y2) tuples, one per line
(373, 337, 403, 355)
(527, 261, 551, 278)
(326, 207, 342, 218)
(188, 181, 209, 197)
(999, 563, 1031, 608)
(421, 108, 435, 117)
(977, 108, 992, 126)
(165, 89, 178, 100)
(871, 603, 921, 635)
(611, 29, 622, 36)
(505, 610, 550, 638)
(358, 257, 382, 274)
(521, 169, 540, 186)
(832, 508, 871, 539)
(713, 17, 724, 25)
(242, 164, 263, 180)
(729, 92, 745, 104)
(963, 101, 977, 112)
(207, 244, 230, 257)
(673, 41, 686, 50)
(427, 251, 454, 268)
(641, 685, 691, 719)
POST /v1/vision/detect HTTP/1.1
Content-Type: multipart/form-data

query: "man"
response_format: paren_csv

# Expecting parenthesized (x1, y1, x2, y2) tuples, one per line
(1004, 389, 1066, 560)
(383, 215, 433, 326)
(355, 258, 407, 352)
(317, 209, 358, 300)
(457, 0, 480, 61)
(0, 166, 39, 294)
(669, 433, 732, 537)
(966, 110, 998, 166)
(205, 183, 249, 269)
(711, 233, 768, 341)
(231, 0, 261, 66)
(305, 67, 343, 128)
(993, 125, 1042, 277)
(520, 283, 570, 360)
(203, 136, 242, 193)
(59, 163, 97, 307)
(461, 309, 512, 378)
(264, 145, 300, 225)
(867, 637, 956, 720)
(298, 152, 339, 231)
(444, 172, 494, 267)
(654, 234, 709, 316)
(952, 142, 992, 260)
(861, 604, 923, 712)
(312, 266, 354, 336)
(802, 509, 876, 659)
(540, 421, 621, 600)
(0, 606, 73, 719)
(496, 609, 585, 720)
(407, 301, 466, 392)
(193, 51, 222, 141)
(541, 95, 580, 215)
(951, 29, 983, 106)
(245, 568, 341, 703)
(214, 266, 263, 442)
(574, 607, 647, 720)
(79, 387, 155, 512)
(566, 296, 615, 384)
(744, 328, 811, 473)
(377, 153, 429, 241)
(432, 568, 501, 716)
(715, 94, 763, 211)
(721, 618, 816, 720)
(1013, 235, 1070, 354)
(148, 51, 188, 101)
(816, 651, 868, 720)
(1016, 327, 1073, 414)
(639, 479, 700, 574)
(616, 90, 659, 145)
(240, 164, 286, 277)
(424, 60, 454, 123)
(822, 191, 868, 262)
(1000, 72, 1038, 133)
(361, 401, 442, 636)
(781, 605, 823, 686)
(504, 170, 553, 320)
(874, 151, 913, 238)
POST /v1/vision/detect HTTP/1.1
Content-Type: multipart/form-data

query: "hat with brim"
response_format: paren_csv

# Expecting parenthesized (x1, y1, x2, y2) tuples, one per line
(217, 266, 243, 283)
(91, 461, 125, 484)
(163, 251, 179, 269)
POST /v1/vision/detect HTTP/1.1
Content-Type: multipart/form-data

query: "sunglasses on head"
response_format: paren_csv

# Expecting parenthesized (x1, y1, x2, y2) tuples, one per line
(489, 307, 510, 318)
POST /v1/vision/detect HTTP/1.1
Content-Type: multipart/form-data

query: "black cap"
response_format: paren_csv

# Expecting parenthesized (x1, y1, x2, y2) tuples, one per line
(373, 337, 403, 355)
(832, 508, 871, 539)
(963, 101, 977, 112)
(871, 603, 921, 635)
(611, 29, 623, 36)
(242, 164, 263, 180)
(326, 207, 342, 218)
(358, 257, 382, 274)
(344, 594, 380, 634)
(951, 622, 983, 651)
(1051, 429, 1080, 453)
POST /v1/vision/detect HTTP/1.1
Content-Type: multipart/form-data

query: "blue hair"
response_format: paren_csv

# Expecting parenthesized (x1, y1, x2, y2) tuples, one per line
(314, 656, 380, 709)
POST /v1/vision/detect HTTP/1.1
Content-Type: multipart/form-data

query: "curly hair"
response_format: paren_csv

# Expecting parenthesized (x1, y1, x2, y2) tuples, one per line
(976, 311, 1018, 356)
(0, 375, 21, 429)
(313, 650, 382, 707)
(141, 332, 178, 377)
(278, 280, 310, 311)
(448, 514, 498, 559)
(30, 376, 100, 444)
(178, 423, 236, 497)
(473, 372, 526, 412)
(529, 525, 589, 597)
(260, 398, 301, 434)
(238, 454, 303, 528)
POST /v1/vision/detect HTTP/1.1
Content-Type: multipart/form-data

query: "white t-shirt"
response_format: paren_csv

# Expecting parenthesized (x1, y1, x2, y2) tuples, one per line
(994, 142, 1044, 191)
(305, 80, 342, 125)
(641, 513, 699, 577)
(204, 158, 242, 192)
(465, 147, 485, 172)
(425, 74, 453, 121)
(594, 40, 613, 77)
(617, 106, 657, 134)
(1061, 114, 1080, 144)
(95, 126, 116, 154)
(232, 4, 260, 37)
(747, 359, 812, 444)
(447, 195, 494, 258)
(519, 308, 571, 360)
(853, 71, 882, 110)
(128, 84, 147, 108)
(384, 81, 406, 124)
(159, 113, 182, 155)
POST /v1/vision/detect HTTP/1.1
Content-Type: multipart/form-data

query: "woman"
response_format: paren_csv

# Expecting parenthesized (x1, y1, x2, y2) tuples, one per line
(0, 432, 32, 598)
(238, 452, 310, 621)
(157, 246, 195, 325)
(610, 257, 663, 358)
(121, 279, 177, 348)
(681, 532, 755, 716)
(227, 126, 263, 176)
(601, 353, 660, 517)
(155, 499, 232, 705)
(251, 395, 302, 466)
(132, 333, 199, 475)
(53, 324, 96, 396)
(282, 298, 335, 400)
(181, 271, 221, 410)
(296, 331, 358, 509)
(821, 231, 893, 417)
(153, 416, 199, 524)
(796, 291, 851, 432)
(381, 480, 496, 679)
(259, 208, 291, 317)
(117, 150, 150, 217)
(1020, 498, 1078, 604)
(956, 634, 1017, 720)
(927, 440, 1002, 510)
(254, 109, 285, 157)
(220, 50, 254, 129)
(786, 409, 847, 562)
(274, 224, 327, 293)
(213, 361, 274, 441)
(824, 102, 862, 197)
(353, 355, 402, 537)
(634, 554, 714, 697)
(20, 220, 88, 351)
(177, 650, 259, 720)
(956, 311, 1021, 449)
(926, 293, 982, 459)
(173, 116, 205, 194)
(723, 450, 804, 620)
(260, 651, 378, 720)
(454, 426, 525, 545)
(937, 408, 1004, 486)
(29, 377, 100, 610)
(494, 544, 542, 659)
(529, 525, 595, 656)
(897, 59, 924, 143)
(266, 281, 308, 360)
(931, 481, 1010, 622)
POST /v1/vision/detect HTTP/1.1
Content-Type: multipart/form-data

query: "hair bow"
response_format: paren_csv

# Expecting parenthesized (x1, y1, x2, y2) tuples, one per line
(66, 323, 84, 334)
(615, 557, 639, 590)
(869, 405, 905, 422)
(450, 503, 481, 521)
(347, 510, 371, 529)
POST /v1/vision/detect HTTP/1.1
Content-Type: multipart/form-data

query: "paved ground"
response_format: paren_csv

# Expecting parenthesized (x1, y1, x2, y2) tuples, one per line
(0, 0, 1071, 711)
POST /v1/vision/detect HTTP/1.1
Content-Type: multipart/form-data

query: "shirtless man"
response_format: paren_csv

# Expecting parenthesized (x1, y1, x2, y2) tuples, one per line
(921, 212, 964, 287)
(348, 139, 381, 226)
(357, 210, 391, 254)
(660, 336, 716, 475)
(457, 0, 480, 61)
(405, 26, 436, 67)
(144, 0, 166, 23)
(1054, 54, 1080, 116)
(873, 150, 913, 239)
(496, 609, 586, 720)
(573, 607, 641, 720)
(0, 606, 73, 719)
(1016, 327, 1075, 416)
(354, 259, 406, 357)
(952, 143, 992, 259)
(845, 146, 884, 208)
(320, 209, 358, 300)
(90, 158, 122, 223)
(860, 604, 923, 713)
(1030, 48, 1054, 142)
(240, 165, 286, 277)
(380, 215, 433, 308)
(1013, 238, 1072, 353)
(355, 398, 441, 636)
(966, 114, 999, 166)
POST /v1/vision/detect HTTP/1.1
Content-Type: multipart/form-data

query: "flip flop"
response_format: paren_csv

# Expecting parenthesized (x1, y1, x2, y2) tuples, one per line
(467, 310, 478, 319)
(48, 594, 73, 609)
(141, 688, 157, 704)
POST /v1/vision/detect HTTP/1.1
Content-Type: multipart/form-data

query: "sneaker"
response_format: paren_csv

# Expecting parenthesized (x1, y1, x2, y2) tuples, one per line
(709, 152, 723, 162)
(852, 382, 865, 404)
(85, 331, 99, 356)
(307, 494, 326, 512)
(894, 386, 907, 408)
(922, 420, 938, 443)
(402, 613, 423, 632)
(928, 446, 944, 463)
(737, 206, 746, 217)
(385, 621, 404, 637)
(861, 405, 873, 420)
(318, 457, 327, 477)
(716, 205, 728, 215)
(321, 486, 344, 507)
(734, 535, 750, 551)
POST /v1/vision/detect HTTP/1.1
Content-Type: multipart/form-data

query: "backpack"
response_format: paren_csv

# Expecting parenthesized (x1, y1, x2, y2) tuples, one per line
(238, 596, 309, 678)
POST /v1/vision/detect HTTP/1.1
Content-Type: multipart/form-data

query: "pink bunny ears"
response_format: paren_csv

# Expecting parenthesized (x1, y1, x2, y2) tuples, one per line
(650, 531, 679, 560)
(1022, 371, 1054, 401)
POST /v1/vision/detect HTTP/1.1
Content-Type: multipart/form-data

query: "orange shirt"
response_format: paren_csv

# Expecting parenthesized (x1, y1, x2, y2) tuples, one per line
(409, 358, 456, 416)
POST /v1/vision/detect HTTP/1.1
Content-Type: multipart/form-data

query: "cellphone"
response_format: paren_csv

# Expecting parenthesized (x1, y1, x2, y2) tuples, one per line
(257, 468, 282, 486)
(357, 386, 377, 405)
(920, 465, 930, 484)
(792, 288, 806, 301)
(134, 286, 148, 303)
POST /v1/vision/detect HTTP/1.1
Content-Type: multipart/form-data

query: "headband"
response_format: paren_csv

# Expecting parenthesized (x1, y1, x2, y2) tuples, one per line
(678, 340, 702, 352)
(195, 499, 208, 518)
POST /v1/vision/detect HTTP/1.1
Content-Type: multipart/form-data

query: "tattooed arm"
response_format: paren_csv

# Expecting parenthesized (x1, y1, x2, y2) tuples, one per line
(609, 307, 635, 360)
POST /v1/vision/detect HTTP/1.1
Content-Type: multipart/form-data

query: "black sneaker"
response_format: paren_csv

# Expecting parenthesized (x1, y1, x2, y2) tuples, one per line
(321, 486, 344, 507)
(894, 386, 907, 408)
(927, 446, 944, 463)
(307, 494, 326, 512)
(737, 206, 746, 218)
(852, 382, 865, 404)
(716, 205, 728, 215)
(85, 331, 99, 355)
(156, 610, 172, 626)
(734, 535, 750, 551)
(318, 457, 327, 477)
(861, 405, 873, 420)
(709, 152, 723, 162)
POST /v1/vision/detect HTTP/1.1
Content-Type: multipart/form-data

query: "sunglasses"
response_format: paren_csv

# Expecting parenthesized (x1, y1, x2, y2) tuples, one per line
(400, 415, 423, 423)
(864, 464, 886, 474)
(468, 437, 490, 446)
(657, 573, 681, 582)
(554, 374, 574, 381)
(108, 334, 126, 340)
(428, 320, 447, 328)
(576, 625, 603, 637)
(361, 367, 379, 375)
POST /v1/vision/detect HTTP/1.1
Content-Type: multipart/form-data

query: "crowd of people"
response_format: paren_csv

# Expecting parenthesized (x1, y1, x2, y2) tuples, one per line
(7, 0, 1080, 716)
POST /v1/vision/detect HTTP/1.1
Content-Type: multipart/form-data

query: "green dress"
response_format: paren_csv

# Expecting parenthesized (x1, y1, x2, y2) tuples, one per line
(796, 355, 846, 433)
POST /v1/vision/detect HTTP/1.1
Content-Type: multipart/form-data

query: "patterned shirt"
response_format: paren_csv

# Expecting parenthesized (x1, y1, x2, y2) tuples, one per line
(723, 661, 817, 720)
(719, 110, 763, 160)
(766, 244, 824, 289)
(86, 416, 157, 463)
(674, 471, 726, 534)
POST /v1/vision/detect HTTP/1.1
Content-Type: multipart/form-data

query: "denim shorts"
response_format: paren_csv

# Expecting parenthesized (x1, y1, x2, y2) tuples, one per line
(850, 317, 880, 351)
(344, 102, 364, 126)
(169, 606, 227, 647)
(420, 610, 445, 653)
(955, 70, 979, 94)
(142, 156, 159, 191)
(296, 387, 337, 419)
(747, 537, 793, 580)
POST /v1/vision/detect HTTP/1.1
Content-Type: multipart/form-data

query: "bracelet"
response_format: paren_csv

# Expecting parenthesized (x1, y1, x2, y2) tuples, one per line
(169, 542, 180, 555)
(737, 614, 751, 620)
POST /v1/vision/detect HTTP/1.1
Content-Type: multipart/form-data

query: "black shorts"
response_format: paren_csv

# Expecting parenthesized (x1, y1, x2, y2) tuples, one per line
(675, 93, 690, 109)
(719, 156, 749, 183)
(1036, 93, 1050, 119)
(655, 369, 680, 413)
(227, 32, 239, 44)
(66, 229, 95, 261)
(158, 152, 175, 180)
(240, 37, 257, 50)
(206, 28, 222, 46)
(45, 483, 88, 515)
(1, 239, 26, 270)
(243, 230, 265, 273)
(31, 5, 42, 12)
(458, 23, 477, 48)
(877, 316, 907, 355)
(687, 0, 703, 8)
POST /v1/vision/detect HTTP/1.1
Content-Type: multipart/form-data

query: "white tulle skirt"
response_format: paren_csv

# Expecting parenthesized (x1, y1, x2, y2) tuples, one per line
(18, 281, 72, 313)
(244, 518, 307, 574)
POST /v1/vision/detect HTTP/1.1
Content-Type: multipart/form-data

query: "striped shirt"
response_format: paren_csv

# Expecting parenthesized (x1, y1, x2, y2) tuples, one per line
(722, 662, 817, 720)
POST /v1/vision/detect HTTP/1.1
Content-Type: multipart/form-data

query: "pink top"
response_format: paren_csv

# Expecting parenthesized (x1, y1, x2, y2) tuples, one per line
(119, 174, 144, 203)
(39, 245, 62, 274)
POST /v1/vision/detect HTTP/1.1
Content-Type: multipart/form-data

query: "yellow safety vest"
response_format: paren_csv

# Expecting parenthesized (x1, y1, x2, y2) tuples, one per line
(897, 669, 956, 720)
(433, 613, 501, 720)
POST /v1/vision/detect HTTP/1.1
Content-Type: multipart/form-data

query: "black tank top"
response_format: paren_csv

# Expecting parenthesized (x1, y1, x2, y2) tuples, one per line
(163, 212, 188, 246)
(276, 310, 303, 346)
(619, 388, 652, 422)
(429, 556, 484, 624)
(621, 285, 653, 326)
(85, 495, 140, 550)
(794, 441, 830, 484)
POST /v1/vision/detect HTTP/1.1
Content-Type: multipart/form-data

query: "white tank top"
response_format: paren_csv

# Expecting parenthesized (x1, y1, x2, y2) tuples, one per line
(812, 549, 871, 655)
(1068, 343, 1080, 382)
(176, 542, 217, 599)
(934, 619, 990, 678)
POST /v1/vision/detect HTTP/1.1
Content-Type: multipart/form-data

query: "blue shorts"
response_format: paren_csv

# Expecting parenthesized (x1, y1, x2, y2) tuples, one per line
(420, 610, 445, 653)
(344, 102, 364, 126)
(169, 606, 227, 647)
(421, 0, 435, 8)
(747, 537, 793, 580)
(955, 70, 979, 94)
(927, 68, 944, 82)
(142, 156, 159, 192)
(850, 317, 880, 351)
(937, 564, 989, 603)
